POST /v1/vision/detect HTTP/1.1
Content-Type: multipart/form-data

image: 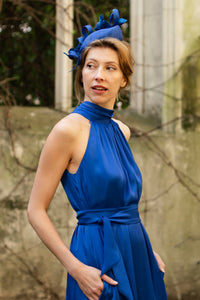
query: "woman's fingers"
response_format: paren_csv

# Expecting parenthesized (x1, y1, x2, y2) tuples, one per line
(74, 265, 104, 299)
(154, 251, 165, 273)
(74, 263, 118, 299)
(101, 274, 118, 285)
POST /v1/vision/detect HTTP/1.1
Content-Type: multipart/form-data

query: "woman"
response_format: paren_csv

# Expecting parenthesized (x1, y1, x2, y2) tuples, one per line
(28, 9, 168, 300)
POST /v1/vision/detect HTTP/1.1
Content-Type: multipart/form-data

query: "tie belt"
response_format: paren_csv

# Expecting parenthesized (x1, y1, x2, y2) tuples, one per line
(77, 204, 141, 276)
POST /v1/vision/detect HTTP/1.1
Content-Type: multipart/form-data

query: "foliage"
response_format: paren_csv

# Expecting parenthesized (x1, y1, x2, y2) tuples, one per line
(0, 0, 56, 107)
(0, 0, 129, 107)
(74, 0, 129, 39)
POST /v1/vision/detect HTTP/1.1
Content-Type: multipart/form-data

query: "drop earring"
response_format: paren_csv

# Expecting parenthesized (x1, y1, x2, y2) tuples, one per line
(116, 93, 119, 103)
(116, 92, 122, 111)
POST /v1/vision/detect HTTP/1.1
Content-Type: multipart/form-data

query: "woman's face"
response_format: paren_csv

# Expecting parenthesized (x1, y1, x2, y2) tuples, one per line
(82, 47, 126, 109)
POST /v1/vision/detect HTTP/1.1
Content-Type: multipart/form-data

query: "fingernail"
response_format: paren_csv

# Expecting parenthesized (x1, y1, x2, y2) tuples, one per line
(161, 268, 165, 273)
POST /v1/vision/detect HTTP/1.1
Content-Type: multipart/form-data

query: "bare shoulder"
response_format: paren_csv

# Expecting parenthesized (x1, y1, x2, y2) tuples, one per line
(112, 118, 131, 141)
(49, 113, 89, 143)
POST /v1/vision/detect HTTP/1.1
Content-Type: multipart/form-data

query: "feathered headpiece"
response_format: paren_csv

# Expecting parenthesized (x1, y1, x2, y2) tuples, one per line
(65, 9, 127, 65)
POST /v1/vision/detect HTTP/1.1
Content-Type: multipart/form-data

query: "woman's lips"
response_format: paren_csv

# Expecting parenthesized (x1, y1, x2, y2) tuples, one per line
(92, 85, 107, 91)
(92, 85, 108, 93)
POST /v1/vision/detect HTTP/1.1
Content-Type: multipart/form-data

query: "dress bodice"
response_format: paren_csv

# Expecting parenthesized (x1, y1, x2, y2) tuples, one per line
(61, 101, 142, 212)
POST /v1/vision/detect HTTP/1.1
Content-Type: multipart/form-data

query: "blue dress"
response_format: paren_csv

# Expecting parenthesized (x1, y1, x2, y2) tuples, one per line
(61, 101, 168, 300)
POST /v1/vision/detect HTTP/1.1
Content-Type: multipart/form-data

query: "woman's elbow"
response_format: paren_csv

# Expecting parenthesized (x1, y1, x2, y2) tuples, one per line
(27, 204, 34, 225)
(27, 201, 47, 226)
(27, 202, 40, 225)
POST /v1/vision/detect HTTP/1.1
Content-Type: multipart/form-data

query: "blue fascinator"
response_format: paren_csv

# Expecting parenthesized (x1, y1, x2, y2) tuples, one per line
(65, 9, 127, 65)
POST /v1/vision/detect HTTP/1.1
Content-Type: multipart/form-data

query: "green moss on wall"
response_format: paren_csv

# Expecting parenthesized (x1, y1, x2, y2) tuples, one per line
(182, 0, 200, 130)
(181, 55, 199, 130)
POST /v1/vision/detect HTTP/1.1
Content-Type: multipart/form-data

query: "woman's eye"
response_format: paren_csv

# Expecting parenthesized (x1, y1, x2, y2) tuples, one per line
(87, 63, 94, 69)
(107, 66, 116, 71)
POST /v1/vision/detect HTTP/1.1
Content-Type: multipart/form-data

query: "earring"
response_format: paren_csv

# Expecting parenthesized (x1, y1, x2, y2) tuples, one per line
(116, 92, 122, 111)
(116, 93, 119, 103)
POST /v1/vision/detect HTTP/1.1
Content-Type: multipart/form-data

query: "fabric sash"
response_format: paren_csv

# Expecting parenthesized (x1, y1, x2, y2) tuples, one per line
(77, 204, 140, 299)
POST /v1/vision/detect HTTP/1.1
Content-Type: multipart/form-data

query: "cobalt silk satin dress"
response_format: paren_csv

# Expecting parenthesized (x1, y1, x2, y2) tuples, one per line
(61, 101, 168, 300)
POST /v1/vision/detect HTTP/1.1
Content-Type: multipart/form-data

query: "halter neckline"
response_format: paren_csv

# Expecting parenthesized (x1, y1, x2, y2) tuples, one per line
(72, 101, 114, 123)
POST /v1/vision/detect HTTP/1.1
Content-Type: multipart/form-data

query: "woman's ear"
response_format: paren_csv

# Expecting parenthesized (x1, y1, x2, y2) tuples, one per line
(120, 77, 127, 88)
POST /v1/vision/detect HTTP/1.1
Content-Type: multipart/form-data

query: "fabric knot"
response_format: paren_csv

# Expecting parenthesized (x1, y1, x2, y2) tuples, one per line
(95, 8, 127, 30)
(98, 216, 104, 224)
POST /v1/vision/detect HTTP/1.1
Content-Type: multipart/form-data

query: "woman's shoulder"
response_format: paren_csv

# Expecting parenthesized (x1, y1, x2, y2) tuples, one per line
(51, 112, 89, 142)
(112, 118, 131, 141)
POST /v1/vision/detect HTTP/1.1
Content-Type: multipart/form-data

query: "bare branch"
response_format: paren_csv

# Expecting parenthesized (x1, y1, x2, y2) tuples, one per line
(4, 106, 37, 172)
(0, 0, 3, 13)
(0, 171, 32, 207)
(3, 243, 61, 299)
(142, 180, 180, 204)
(0, 77, 16, 86)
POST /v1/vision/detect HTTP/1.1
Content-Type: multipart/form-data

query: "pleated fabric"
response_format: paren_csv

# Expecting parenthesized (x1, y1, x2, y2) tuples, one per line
(61, 101, 168, 299)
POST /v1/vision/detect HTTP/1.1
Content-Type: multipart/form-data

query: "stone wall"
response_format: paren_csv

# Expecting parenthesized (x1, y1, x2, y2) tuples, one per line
(0, 107, 199, 300)
(130, 0, 200, 132)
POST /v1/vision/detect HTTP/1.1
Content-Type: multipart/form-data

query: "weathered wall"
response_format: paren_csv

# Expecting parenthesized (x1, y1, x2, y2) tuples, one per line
(0, 107, 200, 300)
(0, 107, 75, 300)
(130, 0, 200, 132)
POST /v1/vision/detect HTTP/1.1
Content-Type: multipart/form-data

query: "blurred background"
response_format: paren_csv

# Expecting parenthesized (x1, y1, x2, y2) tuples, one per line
(0, 0, 200, 299)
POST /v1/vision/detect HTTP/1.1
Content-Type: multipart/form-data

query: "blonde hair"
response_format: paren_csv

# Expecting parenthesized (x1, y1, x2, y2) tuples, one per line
(74, 38, 134, 101)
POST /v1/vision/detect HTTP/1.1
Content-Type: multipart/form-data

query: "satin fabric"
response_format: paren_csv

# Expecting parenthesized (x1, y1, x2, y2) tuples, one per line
(61, 101, 168, 299)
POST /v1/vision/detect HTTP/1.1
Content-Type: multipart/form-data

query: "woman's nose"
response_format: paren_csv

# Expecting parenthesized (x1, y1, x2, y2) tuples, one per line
(95, 67, 105, 80)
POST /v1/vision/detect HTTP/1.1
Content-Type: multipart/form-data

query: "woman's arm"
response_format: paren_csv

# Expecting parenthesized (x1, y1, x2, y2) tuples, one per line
(27, 118, 80, 273)
(27, 117, 117, 300)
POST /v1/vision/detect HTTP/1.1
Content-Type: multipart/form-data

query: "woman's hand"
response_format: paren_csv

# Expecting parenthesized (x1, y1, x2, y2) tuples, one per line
(153, 251, 165, 273)
(73, 264, 118, 300)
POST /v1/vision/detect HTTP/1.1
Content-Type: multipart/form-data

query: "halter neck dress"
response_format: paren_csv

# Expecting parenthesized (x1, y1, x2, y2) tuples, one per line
(61, 101, 168, 300)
